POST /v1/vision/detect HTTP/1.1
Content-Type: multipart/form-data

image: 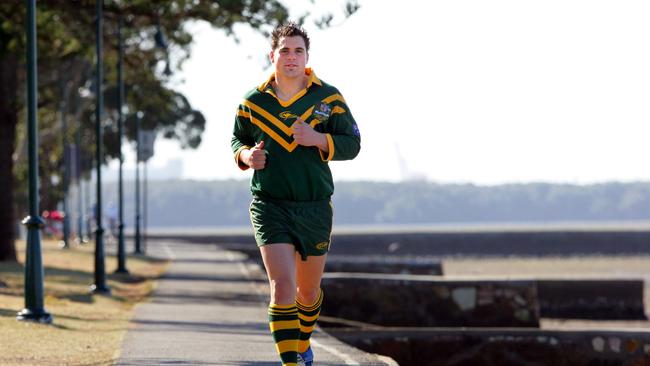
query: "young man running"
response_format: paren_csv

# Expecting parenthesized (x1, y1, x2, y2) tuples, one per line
(231, 22, 361, 366)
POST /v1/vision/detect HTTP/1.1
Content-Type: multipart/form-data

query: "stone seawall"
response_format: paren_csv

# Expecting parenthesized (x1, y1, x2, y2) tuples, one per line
(327, 328, 650, 366)
(537, 279, 645, 319)
(321, 274, 645, 327)
(321, 273, 539, 327)
(326, 230, 650, 257)
(150, 230, 650, 364)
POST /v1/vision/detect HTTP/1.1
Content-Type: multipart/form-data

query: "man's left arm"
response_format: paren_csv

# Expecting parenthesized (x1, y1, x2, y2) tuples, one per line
(318, 103, 361, 162)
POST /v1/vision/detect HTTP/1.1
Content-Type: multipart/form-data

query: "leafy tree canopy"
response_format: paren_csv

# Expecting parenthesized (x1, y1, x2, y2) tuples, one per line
(0, 0, 360, 261)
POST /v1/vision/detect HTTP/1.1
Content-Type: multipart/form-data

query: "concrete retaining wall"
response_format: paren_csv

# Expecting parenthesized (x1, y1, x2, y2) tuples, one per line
(322, 274, 646, 327)
(327, 328, 650, 366)
(538, 279, 646, 320)
(326, 230, 650, 256)
(321, 273, 540, 327)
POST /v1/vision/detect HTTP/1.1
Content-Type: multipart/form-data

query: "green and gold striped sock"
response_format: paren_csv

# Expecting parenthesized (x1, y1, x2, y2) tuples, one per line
(296, 289, 324, 354)
(268, 303, 300, 366)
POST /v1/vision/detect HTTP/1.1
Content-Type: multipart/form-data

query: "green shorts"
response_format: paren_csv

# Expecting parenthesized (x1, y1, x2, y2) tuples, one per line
(249, 197, 333, 260)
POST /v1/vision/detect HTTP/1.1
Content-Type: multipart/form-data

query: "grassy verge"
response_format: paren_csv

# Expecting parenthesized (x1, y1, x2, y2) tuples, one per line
(0, 239, 169, 366)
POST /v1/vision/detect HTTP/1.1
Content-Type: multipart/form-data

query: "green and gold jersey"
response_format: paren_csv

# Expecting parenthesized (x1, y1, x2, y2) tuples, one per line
(231, 68, 361, 202)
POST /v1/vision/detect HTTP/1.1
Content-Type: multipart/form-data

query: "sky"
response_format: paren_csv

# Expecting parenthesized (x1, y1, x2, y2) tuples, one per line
(117, 0, 650, 185)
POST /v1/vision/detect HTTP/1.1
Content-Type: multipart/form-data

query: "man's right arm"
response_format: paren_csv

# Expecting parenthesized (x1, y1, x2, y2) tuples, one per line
(232, 106, 266, 170)
(231, 105, 255, 170)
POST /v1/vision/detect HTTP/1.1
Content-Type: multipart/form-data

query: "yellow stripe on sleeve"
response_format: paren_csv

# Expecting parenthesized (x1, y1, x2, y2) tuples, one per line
(319, 133, 335, 162)
(233, 145, 251, 170)
(322, 93, 346, 105)
(332, 106, 346, 114)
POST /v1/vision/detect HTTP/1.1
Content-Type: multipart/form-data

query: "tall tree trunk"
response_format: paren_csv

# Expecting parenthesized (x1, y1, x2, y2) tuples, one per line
(0, 54, 18, 262)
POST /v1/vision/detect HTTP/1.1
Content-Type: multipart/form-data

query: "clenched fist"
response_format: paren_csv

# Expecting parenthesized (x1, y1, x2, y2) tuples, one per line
(292, 118, 328, 152)
(240, 141, 267, 170)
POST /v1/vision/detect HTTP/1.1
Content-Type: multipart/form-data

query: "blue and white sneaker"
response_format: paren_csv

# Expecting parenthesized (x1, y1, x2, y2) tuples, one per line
(297, 347, 314, 366)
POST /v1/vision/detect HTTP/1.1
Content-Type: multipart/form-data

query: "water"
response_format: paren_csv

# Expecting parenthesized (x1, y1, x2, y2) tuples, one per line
(142, 220, 650, 236)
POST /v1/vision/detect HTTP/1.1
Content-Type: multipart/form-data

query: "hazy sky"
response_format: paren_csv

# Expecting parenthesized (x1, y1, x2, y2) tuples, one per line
(120, 0, 650, 185)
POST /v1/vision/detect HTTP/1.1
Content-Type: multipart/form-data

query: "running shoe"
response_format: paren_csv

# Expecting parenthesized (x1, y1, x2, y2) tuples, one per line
(298, 347, 314, 366)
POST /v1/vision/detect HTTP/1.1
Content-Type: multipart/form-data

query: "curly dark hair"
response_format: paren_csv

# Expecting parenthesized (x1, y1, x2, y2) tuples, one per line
(271, 22, 310, 51)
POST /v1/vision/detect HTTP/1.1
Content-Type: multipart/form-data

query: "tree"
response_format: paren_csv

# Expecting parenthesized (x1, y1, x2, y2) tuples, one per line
(0, 0, 288, 261)
(0, 0, 359, 261)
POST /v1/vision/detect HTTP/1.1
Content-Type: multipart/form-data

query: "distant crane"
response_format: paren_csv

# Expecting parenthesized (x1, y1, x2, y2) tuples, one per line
(394, 142, 427, 182)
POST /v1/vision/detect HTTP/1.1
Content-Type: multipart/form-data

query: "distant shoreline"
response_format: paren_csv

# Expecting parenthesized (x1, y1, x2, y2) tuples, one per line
(138, 220, 650, 236)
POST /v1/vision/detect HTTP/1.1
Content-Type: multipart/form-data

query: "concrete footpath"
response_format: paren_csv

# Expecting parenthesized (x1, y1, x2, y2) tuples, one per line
(115, 240, 395, 366)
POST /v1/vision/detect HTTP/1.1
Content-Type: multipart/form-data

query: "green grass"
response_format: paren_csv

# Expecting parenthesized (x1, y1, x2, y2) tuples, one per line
(0, 240, 169, 366)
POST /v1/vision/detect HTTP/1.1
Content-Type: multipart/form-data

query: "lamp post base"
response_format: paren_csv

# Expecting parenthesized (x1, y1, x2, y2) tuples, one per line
(90, 284, 111, 295)
(17, 308, 52, 324)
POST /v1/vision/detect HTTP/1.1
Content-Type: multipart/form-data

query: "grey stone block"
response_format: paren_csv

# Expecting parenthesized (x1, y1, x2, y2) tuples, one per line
(321, 273, 539, 327)
(326, 328, 650, 366)
(537, 279, 646, 320)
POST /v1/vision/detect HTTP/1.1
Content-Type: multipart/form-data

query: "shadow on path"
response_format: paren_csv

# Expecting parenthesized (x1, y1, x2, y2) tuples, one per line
(129, 318, 268, 335)
(151, 292, 265, 306)
(162, 273, 265, 283)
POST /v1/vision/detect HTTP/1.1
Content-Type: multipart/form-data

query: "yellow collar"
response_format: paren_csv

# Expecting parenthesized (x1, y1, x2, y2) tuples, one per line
(258, 68, 322, 92)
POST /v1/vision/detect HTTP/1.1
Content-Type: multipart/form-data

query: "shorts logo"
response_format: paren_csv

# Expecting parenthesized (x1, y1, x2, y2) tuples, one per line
(315, 241, 330, 251)
(279, 111, 298, 120)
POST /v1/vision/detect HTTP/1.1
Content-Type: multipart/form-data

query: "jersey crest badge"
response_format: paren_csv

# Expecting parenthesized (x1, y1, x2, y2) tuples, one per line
(313, 102, 332, 122)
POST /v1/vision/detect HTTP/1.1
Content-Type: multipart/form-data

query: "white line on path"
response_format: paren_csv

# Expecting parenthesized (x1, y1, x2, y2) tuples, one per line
(311, 339, 361, 366)
(227, 251, 252, 278)
(376, 355, 400, 366)
(161, 242, 176, 260)
(226, 251, 268, 300)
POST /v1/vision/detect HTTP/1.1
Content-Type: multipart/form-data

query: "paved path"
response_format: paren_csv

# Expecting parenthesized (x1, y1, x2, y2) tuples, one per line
(115, 240, 394, 366)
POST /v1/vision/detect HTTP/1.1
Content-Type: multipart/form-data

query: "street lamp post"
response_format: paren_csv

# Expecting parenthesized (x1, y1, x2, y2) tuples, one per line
(134, 112, 142, 254)
(132, 22, 168, 256)
(70, 91, 86, 245)
(115, 13, 128, 273)
(60, 83, 70, 249)
(76, 125, 86, 244)
(154, 22, 172, 76)
(136, 129, 154, 255)
(17, 0, 52, 324)
(85, 170, 92, 242)
(143, 158, 148, 253)
(91, 0, 110, 295)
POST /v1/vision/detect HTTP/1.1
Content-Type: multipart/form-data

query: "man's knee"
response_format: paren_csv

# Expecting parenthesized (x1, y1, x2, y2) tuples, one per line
(296, 286, 320, 305)
(269, 277, 296, 304)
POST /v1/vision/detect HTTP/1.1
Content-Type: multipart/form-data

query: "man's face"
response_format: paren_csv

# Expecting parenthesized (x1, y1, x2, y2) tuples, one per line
(270, 36, 308, 79)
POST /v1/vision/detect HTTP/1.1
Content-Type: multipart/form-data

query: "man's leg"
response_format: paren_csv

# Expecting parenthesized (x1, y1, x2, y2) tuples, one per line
(261, 244, 300, 366)
(295, 253, 327, 354)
